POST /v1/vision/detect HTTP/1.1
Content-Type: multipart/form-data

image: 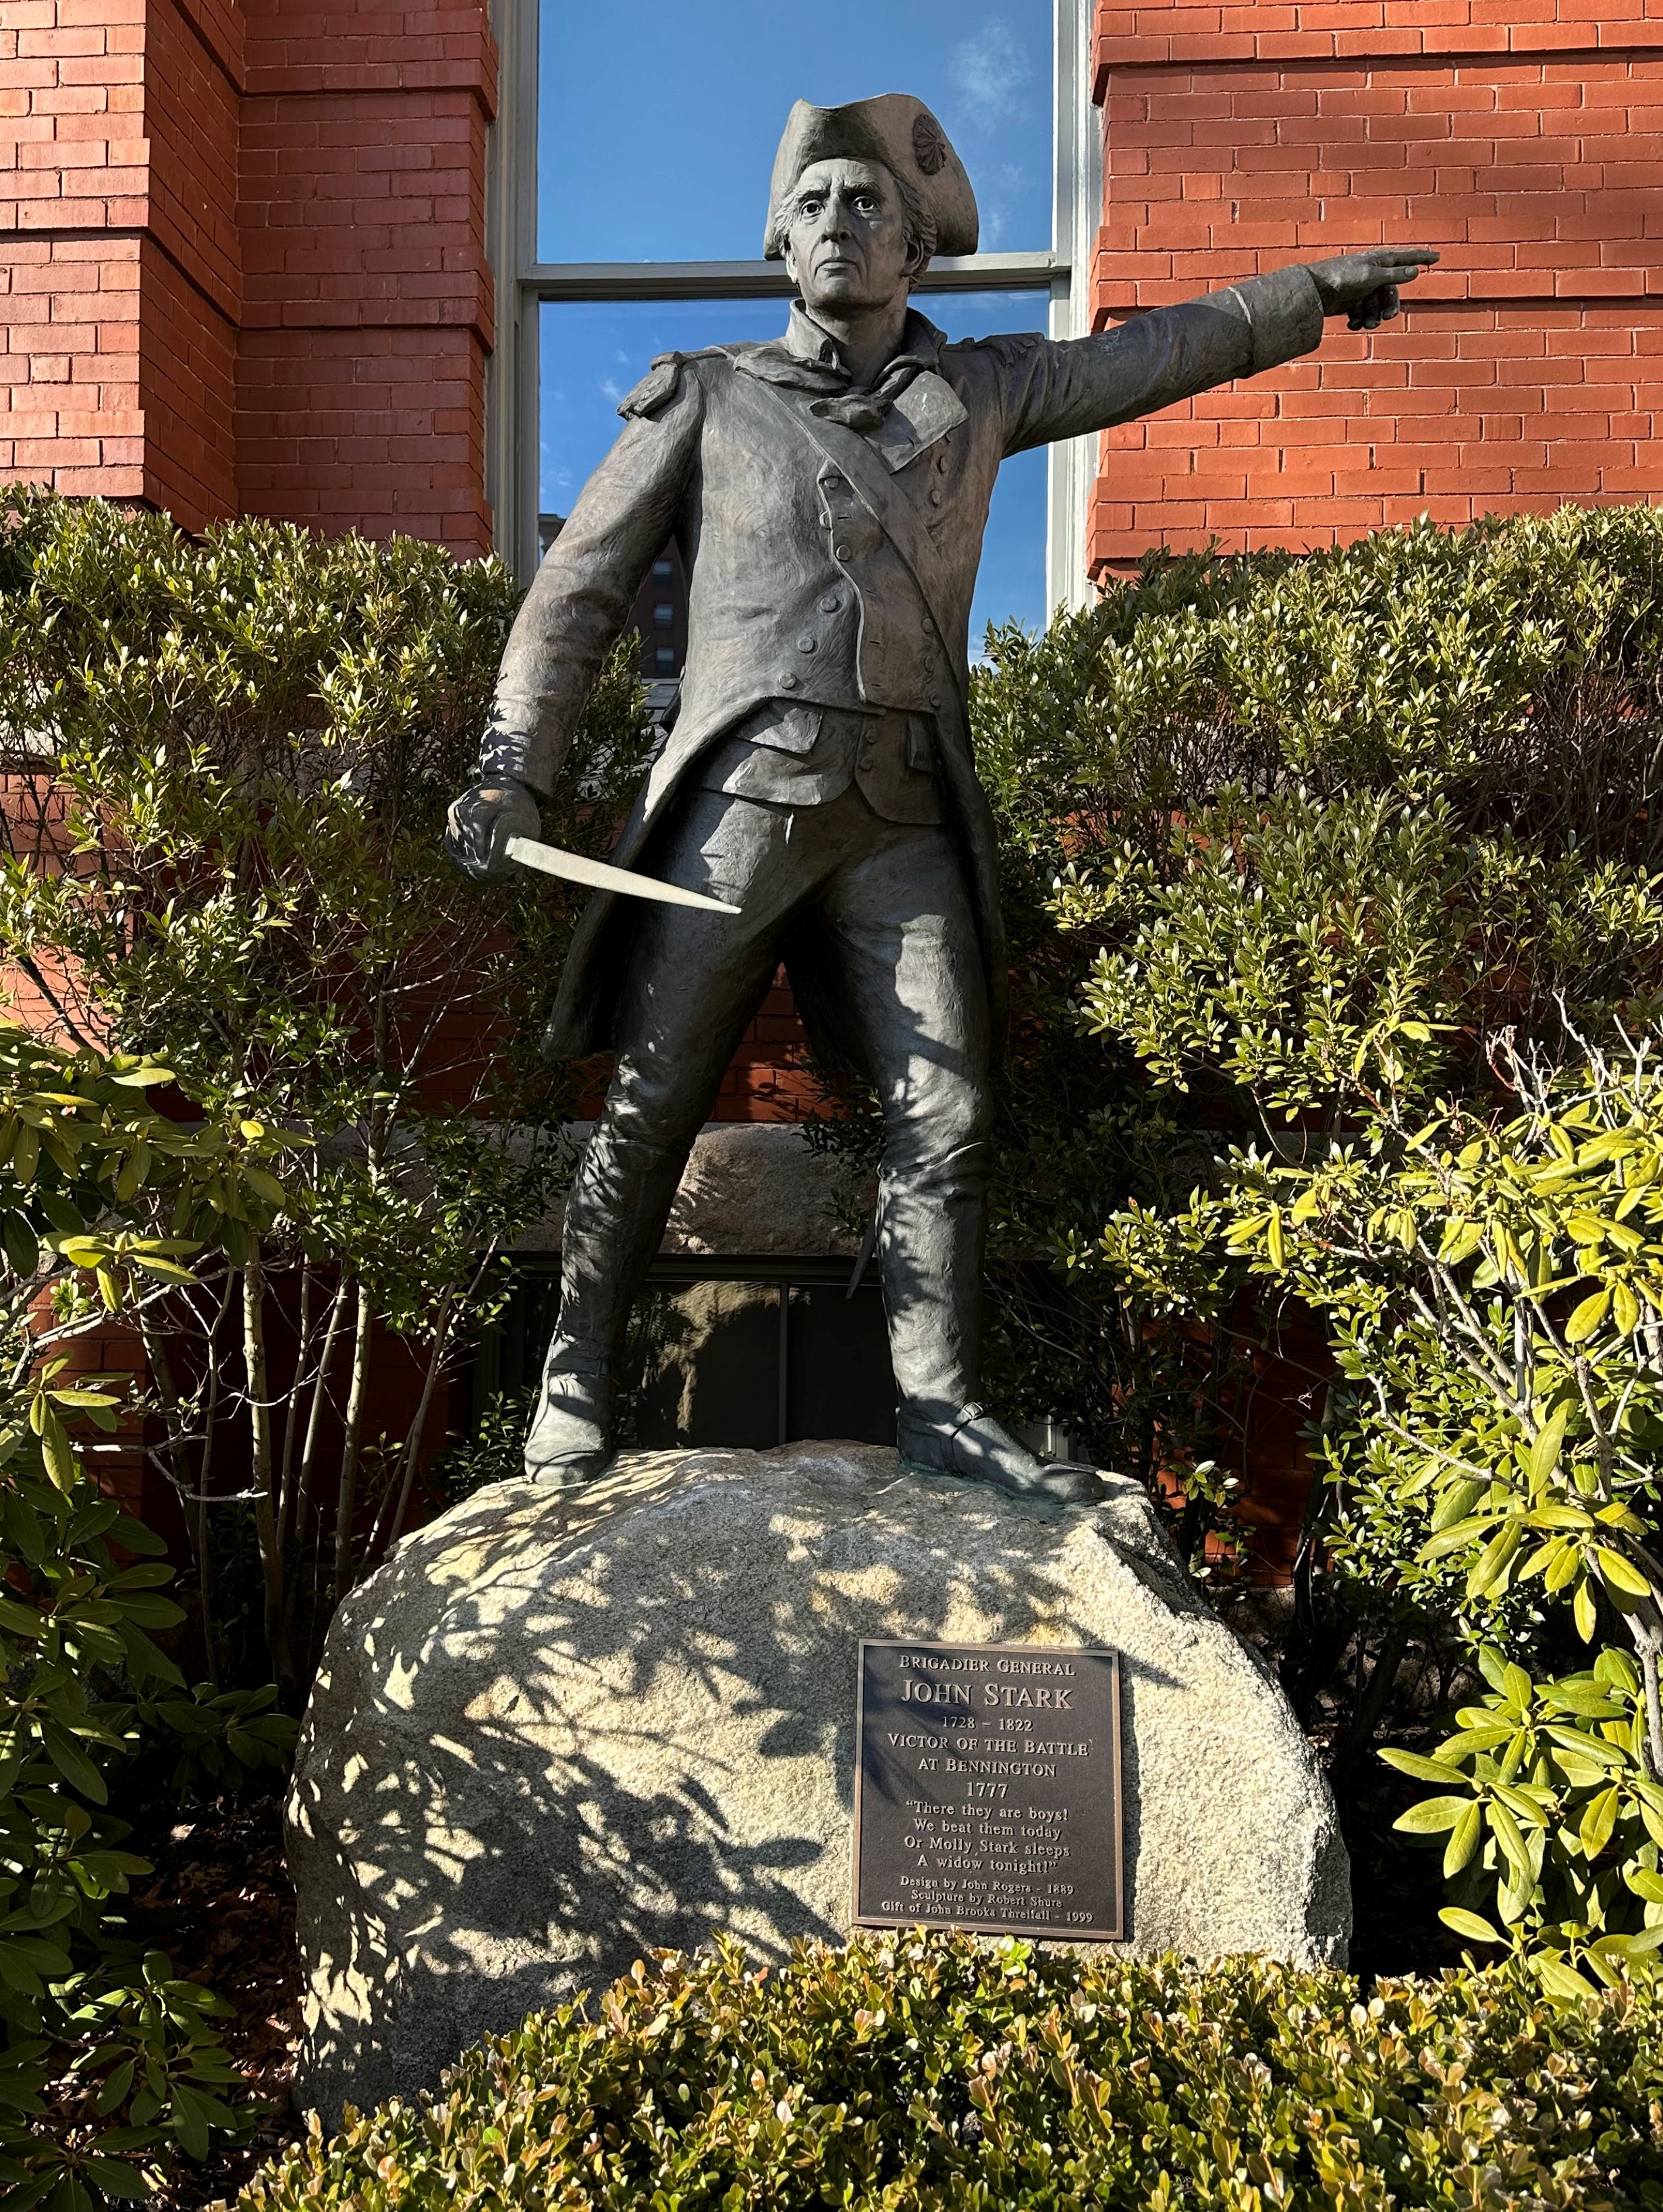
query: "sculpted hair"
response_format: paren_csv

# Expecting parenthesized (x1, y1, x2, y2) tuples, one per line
(766, 162, 937, 274)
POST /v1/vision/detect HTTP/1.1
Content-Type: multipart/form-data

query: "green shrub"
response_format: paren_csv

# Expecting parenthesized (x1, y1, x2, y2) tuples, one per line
(0, 1021, 298, 2205)
(0, 488, 648, 1693)
(242, 1933, 1663, 2211)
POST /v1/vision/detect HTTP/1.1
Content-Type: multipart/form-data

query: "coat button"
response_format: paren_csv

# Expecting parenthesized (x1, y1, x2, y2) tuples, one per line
(780, 672, 800, 690)
(821, 473, 844, 491)
(928, 690, 944, 709)
(819, 594, 841, 613)
(937, 449, 950, 472)
(929, 489, 944, 507)
(834, 545, 852, 560)
(796, 635, 817, 653)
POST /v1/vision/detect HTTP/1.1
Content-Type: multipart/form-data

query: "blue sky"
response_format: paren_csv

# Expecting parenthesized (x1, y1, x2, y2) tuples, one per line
(536, 2, 1054, 639)
(538, 1, 1053, 262)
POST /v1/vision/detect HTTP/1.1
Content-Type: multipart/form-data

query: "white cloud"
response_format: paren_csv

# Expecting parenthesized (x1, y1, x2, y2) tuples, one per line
(975, 160, 1029, 250)
(950, 20, 1033, 132)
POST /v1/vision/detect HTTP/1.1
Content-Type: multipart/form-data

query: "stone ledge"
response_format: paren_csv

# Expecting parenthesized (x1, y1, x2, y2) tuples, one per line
(511, 1121, 875, 1259)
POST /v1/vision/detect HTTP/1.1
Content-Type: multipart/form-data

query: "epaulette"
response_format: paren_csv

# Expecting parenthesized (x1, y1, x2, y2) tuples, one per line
(616, 347, 731, 420)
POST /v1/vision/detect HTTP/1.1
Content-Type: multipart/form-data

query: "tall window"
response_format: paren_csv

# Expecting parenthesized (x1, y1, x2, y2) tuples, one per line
(487, 1, 1101, 652)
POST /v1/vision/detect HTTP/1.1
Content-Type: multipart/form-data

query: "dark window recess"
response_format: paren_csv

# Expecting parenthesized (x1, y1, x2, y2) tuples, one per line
(471, 1256, 896, 1449)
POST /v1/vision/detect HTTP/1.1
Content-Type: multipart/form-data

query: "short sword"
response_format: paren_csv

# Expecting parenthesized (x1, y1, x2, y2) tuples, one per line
(504, 835, 740, 916)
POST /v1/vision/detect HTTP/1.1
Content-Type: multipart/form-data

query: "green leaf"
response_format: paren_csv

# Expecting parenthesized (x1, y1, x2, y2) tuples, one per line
(1526, 1402, 1571, 1489)
(1579, 1784, 1620, 1861)
(1420, 1514, 1502, 1562)
(169, 2080, 211, 2161)
(1393, 1796, 1472, 1835)
(1, 1211, 41, 1278)
(1545, 1681, 1625, 1719)
(1593, 1926, 1663, 1958)
(1443, 1802, 1482, 1878)
(1574, 1576, 1599, 1642)
(1378, 1748, 1467, 1786)
(1438, 1906, 1501, 1944)
(34, 1408, 76, 1493)
(38, 1723, 107, 1805)
(1596, 1545, 1654, 1600)
(1486, 1798, 1534, 1881)
(1467, 1520, 1525, 1599)
(94, 2059, 135, 2116)
(1564, 1288, 1610, 1343)
(1535, 1955, 1599, 2002)
(79, 2159, 153, 2201)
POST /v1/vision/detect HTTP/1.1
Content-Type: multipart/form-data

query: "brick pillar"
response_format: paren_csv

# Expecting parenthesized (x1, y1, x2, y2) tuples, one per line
(1089, 0, 1663, 571)
(1, 0, 239, 527)
(235, 0, 497, 555)
(3, 0, 495, 549)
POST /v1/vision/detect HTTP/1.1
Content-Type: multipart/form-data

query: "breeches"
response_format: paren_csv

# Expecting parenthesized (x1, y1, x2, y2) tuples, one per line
(553, 779, 993, 1418)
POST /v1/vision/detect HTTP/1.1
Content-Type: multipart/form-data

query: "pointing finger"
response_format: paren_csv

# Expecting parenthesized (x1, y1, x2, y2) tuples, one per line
(1378, 249, 1440, 284)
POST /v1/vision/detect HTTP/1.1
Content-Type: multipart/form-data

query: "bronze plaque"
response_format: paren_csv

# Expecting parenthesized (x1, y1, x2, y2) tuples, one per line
(852, 1638, 1124, 1940)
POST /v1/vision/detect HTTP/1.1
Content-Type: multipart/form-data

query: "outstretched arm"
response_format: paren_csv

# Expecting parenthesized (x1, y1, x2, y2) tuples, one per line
(996, 247, 1440, 455)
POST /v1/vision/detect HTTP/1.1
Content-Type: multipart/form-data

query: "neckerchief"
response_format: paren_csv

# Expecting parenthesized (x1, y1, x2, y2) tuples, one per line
(728, 301, 948, 433)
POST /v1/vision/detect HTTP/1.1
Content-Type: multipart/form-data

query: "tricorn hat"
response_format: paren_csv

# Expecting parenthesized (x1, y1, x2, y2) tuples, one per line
(764, 94, 979, 262)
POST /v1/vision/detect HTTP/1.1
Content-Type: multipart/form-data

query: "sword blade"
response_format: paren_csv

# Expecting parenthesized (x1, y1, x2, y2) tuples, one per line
(503, 835, 740, 916)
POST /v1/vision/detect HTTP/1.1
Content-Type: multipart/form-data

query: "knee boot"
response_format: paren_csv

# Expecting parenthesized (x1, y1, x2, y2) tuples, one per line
(882, 1137, 1099, 1507)
(523, 1124, 692, 1485)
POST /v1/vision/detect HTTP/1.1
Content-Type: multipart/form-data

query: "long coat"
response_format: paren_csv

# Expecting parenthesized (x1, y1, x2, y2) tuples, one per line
(481, 267, 1326, 1060)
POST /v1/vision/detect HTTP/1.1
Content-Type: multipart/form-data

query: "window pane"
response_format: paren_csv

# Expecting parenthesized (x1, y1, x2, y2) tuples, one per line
(539, 0, 1054, 262)
(539, 291, 1048, 642)
(927, 289, 1048, 641)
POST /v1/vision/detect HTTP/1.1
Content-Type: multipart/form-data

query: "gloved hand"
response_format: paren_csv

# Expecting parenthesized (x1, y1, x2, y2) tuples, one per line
(444, 779, 543, 884)
(1305, 246, 1440, 330)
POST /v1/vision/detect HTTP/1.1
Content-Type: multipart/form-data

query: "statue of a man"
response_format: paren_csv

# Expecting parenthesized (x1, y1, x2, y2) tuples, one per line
(448, 94, 1435, 1501)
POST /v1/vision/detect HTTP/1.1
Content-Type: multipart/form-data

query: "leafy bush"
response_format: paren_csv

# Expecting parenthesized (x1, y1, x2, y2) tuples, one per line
(0, 489, 647, 1690)
(983, 502, 1663, 1433)
(0, 1021, 297, 2206)
(241, 1933, 1663, 2211)
(803, 507, 1663, 1571)
(819, 505, 1663, 1963)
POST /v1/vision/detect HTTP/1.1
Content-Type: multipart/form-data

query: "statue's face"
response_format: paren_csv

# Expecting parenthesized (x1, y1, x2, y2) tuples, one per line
(782, 158, 915, 314)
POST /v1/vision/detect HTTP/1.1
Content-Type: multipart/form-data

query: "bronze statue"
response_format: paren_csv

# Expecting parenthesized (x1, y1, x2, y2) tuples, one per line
(447, 93, 1436, 1499)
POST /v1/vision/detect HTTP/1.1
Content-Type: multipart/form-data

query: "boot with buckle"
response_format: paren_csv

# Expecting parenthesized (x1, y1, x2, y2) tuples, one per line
(524, 1342, 615, 1487)
(896, 1401, 1101, 1506)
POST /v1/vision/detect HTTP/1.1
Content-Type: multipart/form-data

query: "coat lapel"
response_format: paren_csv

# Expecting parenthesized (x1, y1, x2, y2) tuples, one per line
(742, 377, 969, 727)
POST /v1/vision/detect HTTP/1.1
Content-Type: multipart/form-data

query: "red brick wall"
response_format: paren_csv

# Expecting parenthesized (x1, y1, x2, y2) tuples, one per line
(1089, 0, 1663, 569)
(236, 3, 496, 553)
(1, 0, 495, 547)
(1, 0, 147, 503)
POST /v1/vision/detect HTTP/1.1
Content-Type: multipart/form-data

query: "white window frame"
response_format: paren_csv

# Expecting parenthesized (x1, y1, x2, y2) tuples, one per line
(485, 0, 1101, 614)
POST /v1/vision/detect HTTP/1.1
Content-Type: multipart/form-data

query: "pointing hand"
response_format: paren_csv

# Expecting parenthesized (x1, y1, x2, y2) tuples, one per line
(1305, 246, 1440, 331)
